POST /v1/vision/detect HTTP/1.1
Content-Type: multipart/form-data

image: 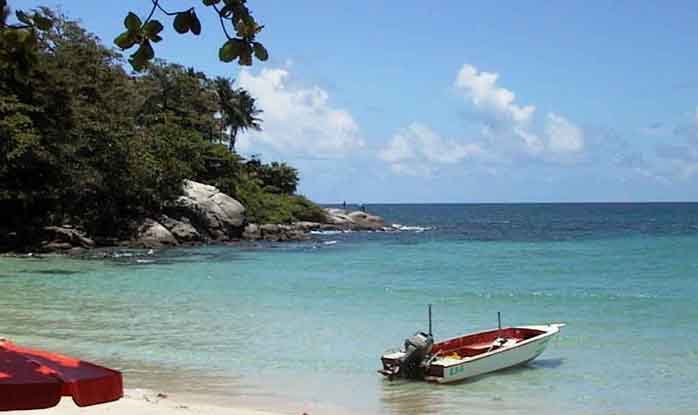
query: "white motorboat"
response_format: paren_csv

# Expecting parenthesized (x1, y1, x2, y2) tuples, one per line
(379, 307, 564, 384)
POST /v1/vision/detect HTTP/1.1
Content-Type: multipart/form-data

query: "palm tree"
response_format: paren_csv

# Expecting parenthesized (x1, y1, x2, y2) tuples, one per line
(214, 77, 262, 152)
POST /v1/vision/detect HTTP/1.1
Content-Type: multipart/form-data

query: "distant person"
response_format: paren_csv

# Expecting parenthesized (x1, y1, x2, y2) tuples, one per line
(360, 204, 366, 212)
(342, 201, 347, 210)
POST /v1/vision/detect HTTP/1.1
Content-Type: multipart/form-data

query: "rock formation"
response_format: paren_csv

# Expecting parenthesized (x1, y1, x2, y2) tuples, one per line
(173, 179, 246, 240)
(134, 219, 178, 248)
(20, 180, 389, 253)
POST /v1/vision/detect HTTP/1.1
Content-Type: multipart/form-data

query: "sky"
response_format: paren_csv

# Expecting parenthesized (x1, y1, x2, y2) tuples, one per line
(20, 1, 698, 202)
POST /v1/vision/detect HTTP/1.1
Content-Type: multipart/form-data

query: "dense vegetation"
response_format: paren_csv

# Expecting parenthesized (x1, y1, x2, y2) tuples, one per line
(0, 9, 325, 245)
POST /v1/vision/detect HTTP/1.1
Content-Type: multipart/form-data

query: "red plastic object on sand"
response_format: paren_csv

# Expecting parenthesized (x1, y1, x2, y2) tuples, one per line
(0, 339, 123, 411)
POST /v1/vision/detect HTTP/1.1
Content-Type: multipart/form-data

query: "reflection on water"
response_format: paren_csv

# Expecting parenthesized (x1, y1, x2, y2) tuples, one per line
(525, 357, 565, 370)
(454, 358, 567, 386)
(380, 380, 442, 415)
(22, 269, 81, 275)
(379, 360, 566, 415)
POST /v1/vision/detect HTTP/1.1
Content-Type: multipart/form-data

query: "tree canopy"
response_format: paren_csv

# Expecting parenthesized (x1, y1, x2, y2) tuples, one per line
(0, 9, 321, 248)
(214, 77, 262, 151)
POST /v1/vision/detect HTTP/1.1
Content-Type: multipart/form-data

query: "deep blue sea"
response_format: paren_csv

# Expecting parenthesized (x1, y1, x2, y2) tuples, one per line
(2, 203, 698, 414)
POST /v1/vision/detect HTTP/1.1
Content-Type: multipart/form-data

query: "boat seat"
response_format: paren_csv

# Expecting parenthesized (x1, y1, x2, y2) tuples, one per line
(468, 338, 519, 351)
(467, 342, 496, 350)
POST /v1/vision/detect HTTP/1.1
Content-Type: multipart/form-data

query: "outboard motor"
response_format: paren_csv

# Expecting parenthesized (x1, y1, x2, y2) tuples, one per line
(380, 331, 434, 380)
(400, 331, 434, 379)
(379, 305, 436, 380)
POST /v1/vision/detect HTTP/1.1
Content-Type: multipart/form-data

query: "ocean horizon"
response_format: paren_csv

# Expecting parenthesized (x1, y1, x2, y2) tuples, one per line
(2, 202, 698, 414)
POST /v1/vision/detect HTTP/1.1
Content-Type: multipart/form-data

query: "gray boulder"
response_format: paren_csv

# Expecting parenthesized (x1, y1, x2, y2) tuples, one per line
(259, 224, 280, 241)
(322, 208, 385, 230)
(324, 209, 354, 227)
(285, 226, 311, 241)
(159, 215, 201, 242)
(242, 223, 261, 240)
(175, 180, 245, 240)
(40, 242, 73, 252)
(135, 219, 178, 248)
(347, 211, 385, 230)
(292, 221, 324, 232)
(257, 223, 310, 242)
(42, 226, 95, 248)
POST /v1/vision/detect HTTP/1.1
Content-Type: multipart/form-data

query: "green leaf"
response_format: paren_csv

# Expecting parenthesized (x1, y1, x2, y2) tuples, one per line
(202, 0, 221, 6)
(150, 34, 163, 43)
(143, 20, 164, 37)
(219, 39, 242, 62)
(238, 45, 252, 66)
(134, 40, 154, 61)
(189, 11, 201, 35)
(129, 56, 146, 72)
(114, 31, 138, 49)
(252, 42, 268, 61)
(124, 12, 142, 32)
(32, 14, 53, 30)
(130, 40, 154, 71)
(140, 40, 155, 60)
(173, 12, 190, 34)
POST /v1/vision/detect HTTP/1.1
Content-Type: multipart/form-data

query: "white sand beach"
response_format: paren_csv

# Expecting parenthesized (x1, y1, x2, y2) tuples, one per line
(6, 390, 300, 415)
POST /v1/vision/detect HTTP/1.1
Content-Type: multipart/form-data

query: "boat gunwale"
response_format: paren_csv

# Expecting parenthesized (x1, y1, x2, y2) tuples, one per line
(429, 324, 561, 369)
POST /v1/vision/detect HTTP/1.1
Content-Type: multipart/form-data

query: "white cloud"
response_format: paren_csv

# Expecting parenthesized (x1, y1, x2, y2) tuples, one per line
(653, 108, 698, 178)
(380, 64, 587, 175)
(545, 113, 585, 155)
(379, 123, 485, 175)
(455, 64, 536, 125)
(236, 68, 363, 157)
(639, 122, 671, 137)
(455, 64, 585, 160)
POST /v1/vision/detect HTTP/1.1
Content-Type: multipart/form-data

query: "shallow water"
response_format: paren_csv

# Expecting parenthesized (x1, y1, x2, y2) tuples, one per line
(2, 203, 698, 414)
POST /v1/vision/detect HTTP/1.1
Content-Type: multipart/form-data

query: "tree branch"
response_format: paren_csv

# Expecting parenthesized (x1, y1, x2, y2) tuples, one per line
(144, 0, 159, 23)
(213, 4, 232, 40)
(150, 0, 178, 17)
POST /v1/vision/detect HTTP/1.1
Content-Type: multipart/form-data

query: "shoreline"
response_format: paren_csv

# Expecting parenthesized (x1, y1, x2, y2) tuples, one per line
(3, 386, 369, 415)
(5, 389, 298, 415)
(0, 206, 391, 255)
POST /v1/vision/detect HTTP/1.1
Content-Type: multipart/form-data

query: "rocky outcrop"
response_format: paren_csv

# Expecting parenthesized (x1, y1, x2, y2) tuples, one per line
(38, 226, 96, 252)
(5, 179, 390, 253)
(238, 210, 388, 242)
(134, 219, 178, 248)
(242, 223, 261, 240)
(127, 180, 247, 248)
(324, 209, 354, 227)
(43, 226, 96, 248)
(158, 215, 201, 243)
(235, 209, 387, 243)
(346, 211, 385, 230)
(258, 224, 310, 242)
(40, 241, 74, 252)
(174, 179, 246, 240)
(322, 208, 385, 231)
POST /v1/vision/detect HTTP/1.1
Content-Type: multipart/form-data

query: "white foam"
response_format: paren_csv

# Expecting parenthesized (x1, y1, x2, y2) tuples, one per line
(390, 223, 434, 232)
(309, 230, 352, 235)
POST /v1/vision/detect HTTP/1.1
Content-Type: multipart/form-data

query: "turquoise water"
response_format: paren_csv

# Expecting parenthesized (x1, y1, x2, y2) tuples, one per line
(2, 204, 698, 414)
